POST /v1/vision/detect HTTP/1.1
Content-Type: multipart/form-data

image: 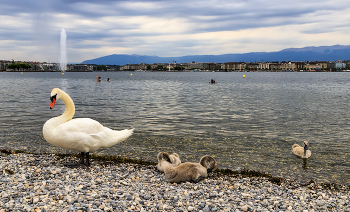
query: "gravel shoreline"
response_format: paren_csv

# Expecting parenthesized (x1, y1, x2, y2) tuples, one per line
(1, 152, 349, 212)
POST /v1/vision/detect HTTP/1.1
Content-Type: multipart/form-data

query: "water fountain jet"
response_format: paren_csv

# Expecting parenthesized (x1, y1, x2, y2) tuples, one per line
(60, 28, 67, 71)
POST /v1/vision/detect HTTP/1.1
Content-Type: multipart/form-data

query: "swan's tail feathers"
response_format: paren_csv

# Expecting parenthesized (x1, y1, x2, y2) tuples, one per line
(200, 155, 218, 172)
(103, 128, 134, 147)
(115, 128, 134, 141)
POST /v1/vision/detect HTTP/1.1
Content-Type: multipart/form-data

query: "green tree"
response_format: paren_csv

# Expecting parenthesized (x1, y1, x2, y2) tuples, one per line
(174, 66, 185, 71)
(8, 63, 31, 70)
(154, 65, 164, 71)
(96, 65, 108, 71)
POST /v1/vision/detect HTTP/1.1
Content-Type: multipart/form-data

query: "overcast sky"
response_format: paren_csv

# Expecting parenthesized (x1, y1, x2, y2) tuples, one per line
(1, 0, 350, 63)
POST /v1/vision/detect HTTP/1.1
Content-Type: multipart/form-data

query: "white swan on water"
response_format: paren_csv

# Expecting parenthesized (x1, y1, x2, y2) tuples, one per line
(43, 88, 134, 166)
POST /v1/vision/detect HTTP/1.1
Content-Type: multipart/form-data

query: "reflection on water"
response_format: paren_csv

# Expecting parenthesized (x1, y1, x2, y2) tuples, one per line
(0, 71, 349, 185)
(302, 159, 308, 170)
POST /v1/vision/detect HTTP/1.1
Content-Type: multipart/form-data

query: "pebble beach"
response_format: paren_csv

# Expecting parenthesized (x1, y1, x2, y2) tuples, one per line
(1, 152, 349, 212)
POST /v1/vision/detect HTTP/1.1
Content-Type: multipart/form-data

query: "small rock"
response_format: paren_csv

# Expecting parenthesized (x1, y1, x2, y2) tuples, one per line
(241, 205, 248, 212)
(33, 196, 40, 204)
(202, 206, 210, 212)
(317, 200, 324, 206)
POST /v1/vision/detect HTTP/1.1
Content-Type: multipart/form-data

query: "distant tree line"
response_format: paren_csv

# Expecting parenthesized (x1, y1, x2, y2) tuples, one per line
(8, 63, 31, 70)
(93, 65, 120, 71)
(94, 65, 108, 71)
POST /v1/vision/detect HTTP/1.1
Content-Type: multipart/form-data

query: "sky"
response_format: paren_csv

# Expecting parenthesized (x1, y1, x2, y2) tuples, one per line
(1, 0, 350, 63)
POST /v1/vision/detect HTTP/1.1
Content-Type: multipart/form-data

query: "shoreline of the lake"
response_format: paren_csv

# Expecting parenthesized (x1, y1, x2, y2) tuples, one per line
(1, 148, 349, 188)
(1, 148, 348, 186)
(1, 151, 349, 211)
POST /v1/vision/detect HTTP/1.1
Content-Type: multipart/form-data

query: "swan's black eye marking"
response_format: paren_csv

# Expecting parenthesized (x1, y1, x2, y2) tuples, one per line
(50, 94, 57, 102)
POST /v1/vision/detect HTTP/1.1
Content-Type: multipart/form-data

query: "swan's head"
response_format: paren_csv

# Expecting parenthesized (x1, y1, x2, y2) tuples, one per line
(303, 141, 309, 150)
(49, 88, 61, 109)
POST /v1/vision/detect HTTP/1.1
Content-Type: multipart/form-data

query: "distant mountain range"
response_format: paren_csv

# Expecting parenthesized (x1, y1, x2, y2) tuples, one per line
(82, 45, 350, 65)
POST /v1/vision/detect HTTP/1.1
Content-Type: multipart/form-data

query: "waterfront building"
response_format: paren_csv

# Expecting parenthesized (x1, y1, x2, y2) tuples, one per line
(294, 62, 305, 70)
(306, 61, 328, 71)
(269, 62, 282, 71)
(187, 62, 208, 70)
(246, 62, 259, 71)
(280, 61, 296, 71)
(327, 61, 346, 70)
(258, 62, 270, 70)
(223, 62, 246, 71)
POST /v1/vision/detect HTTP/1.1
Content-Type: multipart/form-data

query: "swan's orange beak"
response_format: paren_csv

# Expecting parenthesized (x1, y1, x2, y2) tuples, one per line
(50, 98, 56, 109)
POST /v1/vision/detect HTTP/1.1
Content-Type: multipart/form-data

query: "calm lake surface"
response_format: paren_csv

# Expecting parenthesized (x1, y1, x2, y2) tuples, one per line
(0, 71, 349, 184)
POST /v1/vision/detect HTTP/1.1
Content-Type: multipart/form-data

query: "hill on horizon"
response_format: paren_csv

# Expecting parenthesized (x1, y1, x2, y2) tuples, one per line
(82, 45, 350, 65)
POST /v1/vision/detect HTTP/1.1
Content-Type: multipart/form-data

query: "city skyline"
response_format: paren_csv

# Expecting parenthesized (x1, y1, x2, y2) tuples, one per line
(1, 0, 350, 63)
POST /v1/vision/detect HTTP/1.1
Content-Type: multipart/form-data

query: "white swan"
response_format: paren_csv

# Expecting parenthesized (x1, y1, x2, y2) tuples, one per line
(292, 141, 311, 159)
(43, 88, 134, 166)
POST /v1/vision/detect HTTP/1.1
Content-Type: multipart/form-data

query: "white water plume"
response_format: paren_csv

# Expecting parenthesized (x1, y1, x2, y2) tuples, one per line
(60, 28, 67, 71)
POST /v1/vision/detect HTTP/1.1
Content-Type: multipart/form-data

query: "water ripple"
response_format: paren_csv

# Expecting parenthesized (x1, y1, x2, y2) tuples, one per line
(0, 71, 349, 185)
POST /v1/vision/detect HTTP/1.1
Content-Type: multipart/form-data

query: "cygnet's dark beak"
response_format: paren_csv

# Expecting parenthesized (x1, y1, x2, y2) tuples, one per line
(304, 145, 309, 150)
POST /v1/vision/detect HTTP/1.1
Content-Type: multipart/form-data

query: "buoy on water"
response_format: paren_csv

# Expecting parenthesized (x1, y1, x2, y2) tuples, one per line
(62, 73, 64, 75)
(21, 72, 23, 74)
(243, 75, 245, 78)
(130, 74, 133, 76)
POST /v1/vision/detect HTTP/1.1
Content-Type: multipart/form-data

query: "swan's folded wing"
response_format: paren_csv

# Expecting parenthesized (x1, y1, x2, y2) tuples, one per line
(53, 118, 133, 151)
(292, 147, 304, 157)
(64, 118, 105, 133)
(52, 118, 103, 151)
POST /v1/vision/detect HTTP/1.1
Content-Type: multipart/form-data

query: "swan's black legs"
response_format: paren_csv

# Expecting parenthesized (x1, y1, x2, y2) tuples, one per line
(81, 152, 90, 166)
(86, 152, 90, 166)
(80, 152, 85, 165)
(66, 152, 90, 167)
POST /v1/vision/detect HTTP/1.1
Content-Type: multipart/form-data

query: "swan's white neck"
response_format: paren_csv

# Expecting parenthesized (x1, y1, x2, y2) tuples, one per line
(59, 90, 75, 122)
(43, 89, 75, 140)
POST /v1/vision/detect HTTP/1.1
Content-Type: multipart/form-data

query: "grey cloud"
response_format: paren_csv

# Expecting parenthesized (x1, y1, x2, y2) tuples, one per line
(2, 0, 346, 31)
(1, 0, 350, 62)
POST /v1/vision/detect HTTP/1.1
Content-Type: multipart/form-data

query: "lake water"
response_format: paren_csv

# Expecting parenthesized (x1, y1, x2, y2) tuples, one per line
(0, 71, 349, 185)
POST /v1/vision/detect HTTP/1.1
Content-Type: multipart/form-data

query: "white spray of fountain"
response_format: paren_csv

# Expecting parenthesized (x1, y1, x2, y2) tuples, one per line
(60, 28, 67, 71)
